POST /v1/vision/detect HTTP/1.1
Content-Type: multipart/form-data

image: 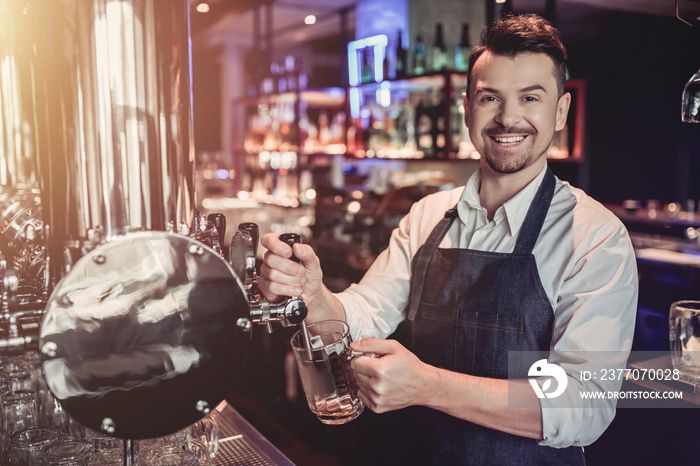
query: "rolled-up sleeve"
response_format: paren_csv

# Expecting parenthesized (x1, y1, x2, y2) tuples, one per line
(539, 218, 638, 448)
(337, 203, 415, 341)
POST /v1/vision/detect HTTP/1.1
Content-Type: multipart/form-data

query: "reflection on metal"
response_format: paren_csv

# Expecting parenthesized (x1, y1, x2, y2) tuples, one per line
(0, 0, 198, 319)
(40, 232, 249, 439)
(1, 0, 196, 278)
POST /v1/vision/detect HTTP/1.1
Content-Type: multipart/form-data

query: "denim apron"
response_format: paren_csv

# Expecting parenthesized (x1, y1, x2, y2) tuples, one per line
(405, 168, 585, 465)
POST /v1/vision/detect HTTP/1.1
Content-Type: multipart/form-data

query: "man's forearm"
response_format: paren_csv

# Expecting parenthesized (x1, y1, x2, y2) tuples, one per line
(421, 365, 544, 440)
(306, 285, 347, 323)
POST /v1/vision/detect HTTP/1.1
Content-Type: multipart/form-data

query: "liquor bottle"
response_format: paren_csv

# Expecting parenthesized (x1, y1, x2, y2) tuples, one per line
(455, 23, 471, 72)
(430, 23, 448, 72)
(382, 46, 390, 81)
(411, 32, 426, 76)
(395, 30, 407, 79)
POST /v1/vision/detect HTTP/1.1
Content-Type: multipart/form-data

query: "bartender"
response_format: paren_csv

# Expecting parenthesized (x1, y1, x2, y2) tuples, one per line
(259, 14, 638, 465)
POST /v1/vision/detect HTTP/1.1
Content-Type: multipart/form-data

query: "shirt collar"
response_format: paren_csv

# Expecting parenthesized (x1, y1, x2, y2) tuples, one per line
(457, 164, 549, 236)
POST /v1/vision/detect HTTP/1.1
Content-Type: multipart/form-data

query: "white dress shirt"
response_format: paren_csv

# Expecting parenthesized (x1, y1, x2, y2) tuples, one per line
(336, 164, 639, 448)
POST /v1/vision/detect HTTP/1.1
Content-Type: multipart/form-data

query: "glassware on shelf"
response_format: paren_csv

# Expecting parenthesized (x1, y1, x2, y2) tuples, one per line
(41, 438, 94, 465)
(7, 426, 59, 465)
(88, 449, 123, 465)
(2, 390, 39, 438)
(137, 424, 212, 466)
(147, 450, 199, 466)
(2, 356, 32, 392)
(187, 414, 220, 459)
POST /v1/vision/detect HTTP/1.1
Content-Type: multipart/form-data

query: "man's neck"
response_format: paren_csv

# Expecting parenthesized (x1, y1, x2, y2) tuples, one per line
(479, 160, 546, 220)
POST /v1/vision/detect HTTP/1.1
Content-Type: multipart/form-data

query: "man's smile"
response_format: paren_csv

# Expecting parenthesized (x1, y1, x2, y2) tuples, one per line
(491, 135, 527, 146)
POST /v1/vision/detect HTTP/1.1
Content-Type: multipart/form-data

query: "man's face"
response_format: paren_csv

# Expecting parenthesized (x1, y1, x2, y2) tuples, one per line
(465, 51, 570, 174)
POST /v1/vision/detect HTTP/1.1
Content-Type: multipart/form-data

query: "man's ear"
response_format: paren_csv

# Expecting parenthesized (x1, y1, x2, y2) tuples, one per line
(555, 92, 572, 132)
(462, 91, 470, 128)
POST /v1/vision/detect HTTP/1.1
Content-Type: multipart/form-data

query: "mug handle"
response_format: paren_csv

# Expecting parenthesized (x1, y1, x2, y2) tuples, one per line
(348, 350, 379, 360)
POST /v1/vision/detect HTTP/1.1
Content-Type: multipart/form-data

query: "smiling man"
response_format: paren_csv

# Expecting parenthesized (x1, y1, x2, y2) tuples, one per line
(259, 14, 638, 465)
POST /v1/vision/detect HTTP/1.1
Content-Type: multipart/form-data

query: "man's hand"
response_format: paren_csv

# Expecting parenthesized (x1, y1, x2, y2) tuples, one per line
(350, 338, 434, 413)
(258, 233, 345, 322)
(350, 338, 544, 440)
(259, 232, 322, 302)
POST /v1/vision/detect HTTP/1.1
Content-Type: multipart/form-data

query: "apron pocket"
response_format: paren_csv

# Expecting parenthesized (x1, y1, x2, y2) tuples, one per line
(413, 305, 524, 378)
(454, 309, 524, 379)
(412, 303, 459, 371)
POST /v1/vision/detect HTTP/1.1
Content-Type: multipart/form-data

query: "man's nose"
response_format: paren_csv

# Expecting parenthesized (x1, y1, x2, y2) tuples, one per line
(494, 100, 522, 127)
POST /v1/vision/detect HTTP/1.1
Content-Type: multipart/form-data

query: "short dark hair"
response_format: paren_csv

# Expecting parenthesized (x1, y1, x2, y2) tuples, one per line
(468, 14, 568, 96)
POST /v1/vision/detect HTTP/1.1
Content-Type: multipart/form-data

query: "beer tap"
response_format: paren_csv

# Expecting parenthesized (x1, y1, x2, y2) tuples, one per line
(0, 267, 42, 354)
(230, 223, 307, 333)
(207, 213, 227, 255)
(236, 222, 259, 288)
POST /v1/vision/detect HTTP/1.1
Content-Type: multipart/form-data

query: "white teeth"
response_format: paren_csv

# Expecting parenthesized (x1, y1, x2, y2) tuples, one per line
(493, 136, 525, 146)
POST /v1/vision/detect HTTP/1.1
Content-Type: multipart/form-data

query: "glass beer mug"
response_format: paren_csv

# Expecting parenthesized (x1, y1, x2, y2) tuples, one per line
(670, 300, 700, 379)
(290, 320, 375, 425)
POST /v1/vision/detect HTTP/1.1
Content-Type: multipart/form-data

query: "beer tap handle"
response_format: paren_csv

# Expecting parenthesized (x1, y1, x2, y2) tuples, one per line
(238, 223, 259, 259)
(279, 233, 301, 263)
(229, 230, 253, 286)
(207, 213, 227, 245)
(278, 233, 308, 328)
(240, 230, 307, 332)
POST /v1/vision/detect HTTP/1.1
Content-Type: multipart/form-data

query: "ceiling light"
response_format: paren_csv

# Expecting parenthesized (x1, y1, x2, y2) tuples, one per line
(195, 2, 210, 13)
(304, 15, 316, 25)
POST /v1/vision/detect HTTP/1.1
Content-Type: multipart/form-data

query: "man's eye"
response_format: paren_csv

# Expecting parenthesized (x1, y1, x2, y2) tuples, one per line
(523, 96, 539, 102)
(481, 96, 498, 102)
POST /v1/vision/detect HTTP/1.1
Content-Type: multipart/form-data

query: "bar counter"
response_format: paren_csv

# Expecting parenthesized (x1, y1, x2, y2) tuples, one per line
(211, 401, 295, 465)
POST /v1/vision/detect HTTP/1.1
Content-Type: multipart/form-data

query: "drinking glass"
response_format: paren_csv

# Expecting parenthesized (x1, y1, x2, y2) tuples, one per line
(7, 426, 59, 465)
(670, 300, 700, 379)
(290, 319, 374, 425)
(86, 428, 122, 452)
(40, 438, 93, 465)
(146, 450, 199, 465)
(138, 429, 207, 465)
(88, 449, 123, 465)
(3, 390, 39, 436)
(187, 415, 219, 459)
(2, 357, 32, 392)
(42, 392, 85, 439)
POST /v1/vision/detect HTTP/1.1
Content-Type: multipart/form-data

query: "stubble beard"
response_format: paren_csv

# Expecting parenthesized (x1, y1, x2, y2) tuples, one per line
(481, 128, 550, 174)
(483, 148, 537, 174)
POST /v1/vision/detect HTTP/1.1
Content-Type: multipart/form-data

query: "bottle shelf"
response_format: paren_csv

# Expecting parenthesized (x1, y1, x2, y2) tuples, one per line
(352, 70, 467, 92)
(240, 87, 346, 108)
(237, 74, 586, 201)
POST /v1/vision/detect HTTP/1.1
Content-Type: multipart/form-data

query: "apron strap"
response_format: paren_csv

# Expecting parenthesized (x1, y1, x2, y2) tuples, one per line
(408, 168, 555, 320)
(407, 208, 458, 321)
(513, 168, 556, 255)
